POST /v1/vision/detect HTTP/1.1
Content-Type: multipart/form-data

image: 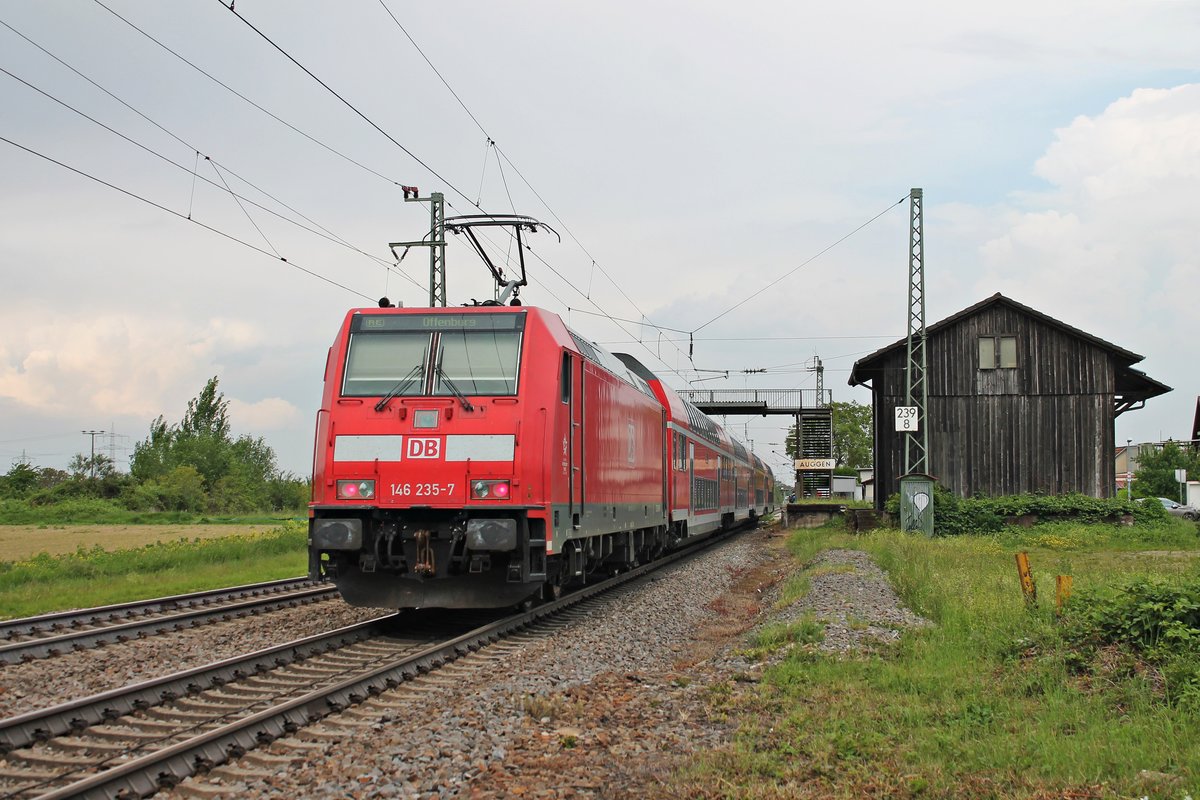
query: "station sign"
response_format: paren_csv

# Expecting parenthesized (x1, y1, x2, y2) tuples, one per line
(795, 458, 836, 470)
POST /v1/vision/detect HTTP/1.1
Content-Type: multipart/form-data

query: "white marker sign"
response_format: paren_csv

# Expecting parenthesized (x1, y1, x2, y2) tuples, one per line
(895, 406, 919, 432)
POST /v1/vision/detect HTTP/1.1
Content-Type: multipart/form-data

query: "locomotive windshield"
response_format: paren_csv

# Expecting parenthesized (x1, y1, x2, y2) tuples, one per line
(342, 312, 524, 398)
(435, 329, 521, 395)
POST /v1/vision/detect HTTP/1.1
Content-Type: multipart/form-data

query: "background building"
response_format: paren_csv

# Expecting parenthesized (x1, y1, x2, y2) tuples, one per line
(849, 294, 1170, 507)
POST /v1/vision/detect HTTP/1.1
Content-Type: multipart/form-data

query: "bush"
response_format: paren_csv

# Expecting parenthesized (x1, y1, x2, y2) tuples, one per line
(1065, 576, 1200, 654)
(884, 489, 1163, 536)
(884, 485, 1004, 536)
(0, 498, 134, 524)
(1062, 575, 1200, 707)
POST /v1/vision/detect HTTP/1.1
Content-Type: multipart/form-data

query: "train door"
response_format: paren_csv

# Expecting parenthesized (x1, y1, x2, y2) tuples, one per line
(688, 442, 695, 519)
(565, 352, 584, 529)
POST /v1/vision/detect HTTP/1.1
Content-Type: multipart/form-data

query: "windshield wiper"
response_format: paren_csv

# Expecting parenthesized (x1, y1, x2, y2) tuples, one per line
(435, 365, 475, 412)
(374, 364, 424, 412)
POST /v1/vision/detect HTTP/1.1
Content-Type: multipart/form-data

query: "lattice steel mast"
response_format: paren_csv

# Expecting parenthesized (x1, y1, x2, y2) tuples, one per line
(903, 187, 929, 475)
(389, 187, 447, 307)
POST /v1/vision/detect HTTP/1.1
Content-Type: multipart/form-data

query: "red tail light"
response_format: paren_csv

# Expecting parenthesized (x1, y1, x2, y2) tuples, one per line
(471, 480, 510, 500)
(337, 480, 375, 500)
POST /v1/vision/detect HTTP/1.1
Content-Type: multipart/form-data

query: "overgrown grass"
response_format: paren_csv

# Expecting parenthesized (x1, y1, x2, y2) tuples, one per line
(0, 498, 300, 525)
(0, 522, 308, 618)
(682, 520, 1200, 798)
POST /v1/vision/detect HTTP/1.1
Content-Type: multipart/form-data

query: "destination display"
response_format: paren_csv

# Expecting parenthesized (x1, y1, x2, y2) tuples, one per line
(352, 312, 526, 332)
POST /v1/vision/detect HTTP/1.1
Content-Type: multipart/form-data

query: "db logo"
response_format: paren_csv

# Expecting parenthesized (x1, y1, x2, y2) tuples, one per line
(406, 437, 440, 459)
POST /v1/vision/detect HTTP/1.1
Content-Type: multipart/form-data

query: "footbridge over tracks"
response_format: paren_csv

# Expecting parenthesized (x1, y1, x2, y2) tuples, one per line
(677, 388, 829, 417)
(676, 389, 836, 498)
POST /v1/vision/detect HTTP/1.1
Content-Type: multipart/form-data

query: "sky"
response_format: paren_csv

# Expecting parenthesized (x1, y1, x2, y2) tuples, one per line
(1, 0, 1197, 481)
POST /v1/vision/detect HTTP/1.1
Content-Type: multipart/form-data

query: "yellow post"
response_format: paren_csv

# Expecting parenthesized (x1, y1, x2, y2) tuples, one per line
(1055, 575, 1073, 614)
(1015, 552, 1036, 607)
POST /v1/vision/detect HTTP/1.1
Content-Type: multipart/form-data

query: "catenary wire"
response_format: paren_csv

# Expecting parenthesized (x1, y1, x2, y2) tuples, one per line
(595, 334, 894, 344)
(370, 3, 694, 370)
(0, 61, 424, 293)
(0, 14, 365, 255)
(1, 134, 375, 302)
(216, 0, 481, 210)
(208, 3, 603, 323)
(691, 195, 908, 333)
(90, 0, 405, 189)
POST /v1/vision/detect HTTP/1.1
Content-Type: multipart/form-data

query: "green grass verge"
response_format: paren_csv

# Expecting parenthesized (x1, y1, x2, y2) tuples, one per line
(682, 519, 1200, 798)
(0, 522, 308, 618)
(0, 498, 302, 525)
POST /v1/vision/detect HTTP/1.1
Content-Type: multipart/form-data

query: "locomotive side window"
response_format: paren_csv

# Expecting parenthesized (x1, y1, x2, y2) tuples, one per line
(561, 352, 571, 404)
(342, 333, 429, 397)
(435, 330, 522, 396)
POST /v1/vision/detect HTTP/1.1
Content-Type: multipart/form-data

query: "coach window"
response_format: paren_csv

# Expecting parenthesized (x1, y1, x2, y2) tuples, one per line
(560, 352, 571, 404)
(979, 336, 1017, 369)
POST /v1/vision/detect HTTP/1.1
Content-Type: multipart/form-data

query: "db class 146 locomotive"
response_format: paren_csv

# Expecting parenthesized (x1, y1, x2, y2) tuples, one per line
(307, 304, 775, 609)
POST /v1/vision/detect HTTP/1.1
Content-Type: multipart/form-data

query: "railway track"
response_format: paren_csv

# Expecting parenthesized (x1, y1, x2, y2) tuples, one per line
(0, 578, 334, 664)
(0, 529, 741, 799)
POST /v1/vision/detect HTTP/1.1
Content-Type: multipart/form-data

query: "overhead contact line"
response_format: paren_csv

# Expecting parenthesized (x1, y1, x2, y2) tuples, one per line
(90, 0, 406, 190)
(216, 0, 481, 211)
(691, 195, 909, 334)
(0, 135, 375, 302)
(372, 2, 695, 374)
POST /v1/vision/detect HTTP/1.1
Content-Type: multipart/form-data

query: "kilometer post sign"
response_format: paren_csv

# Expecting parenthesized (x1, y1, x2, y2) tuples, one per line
(895, 406, 919, 432)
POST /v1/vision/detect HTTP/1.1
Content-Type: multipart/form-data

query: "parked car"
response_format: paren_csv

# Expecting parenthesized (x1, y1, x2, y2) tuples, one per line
(1148, 497, 1199, 521)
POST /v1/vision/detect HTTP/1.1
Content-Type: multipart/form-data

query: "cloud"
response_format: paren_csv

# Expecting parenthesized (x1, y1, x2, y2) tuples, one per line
(0, 313, 271, 418)
(967, 83, 1200, 438)
(226, 396, 302, 432)
(978, 84, 1200, 318)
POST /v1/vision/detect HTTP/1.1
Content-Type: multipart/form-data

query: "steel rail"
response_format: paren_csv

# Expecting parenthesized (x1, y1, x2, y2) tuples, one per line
(0, 615, 400, 755)
(0, 576, 315, 640)
(0, 583, 336, 664)
(29, 527, 745, 800)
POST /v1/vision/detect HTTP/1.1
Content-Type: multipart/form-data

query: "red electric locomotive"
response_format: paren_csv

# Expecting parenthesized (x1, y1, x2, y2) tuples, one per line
(308, 304, 774, 609)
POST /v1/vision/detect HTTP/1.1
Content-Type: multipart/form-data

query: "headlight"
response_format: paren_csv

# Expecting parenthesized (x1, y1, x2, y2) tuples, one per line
(466, 518, 517, 551)
(471, 480, 510, 500)
(337, 479, 375, 500)
(311, 518, 363, 550)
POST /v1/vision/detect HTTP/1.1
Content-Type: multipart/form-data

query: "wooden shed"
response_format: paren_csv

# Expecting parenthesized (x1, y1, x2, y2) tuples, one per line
(848, 293, 1170, 507)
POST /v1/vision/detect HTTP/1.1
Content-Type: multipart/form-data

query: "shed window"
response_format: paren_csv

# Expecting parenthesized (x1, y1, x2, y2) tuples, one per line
(979, 336, 1017, 369)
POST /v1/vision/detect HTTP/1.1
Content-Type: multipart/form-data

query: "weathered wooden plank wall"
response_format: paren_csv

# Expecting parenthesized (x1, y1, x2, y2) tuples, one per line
(872, 306, 1117, 505)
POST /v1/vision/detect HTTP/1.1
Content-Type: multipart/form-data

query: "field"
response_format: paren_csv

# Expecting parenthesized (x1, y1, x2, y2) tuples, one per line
(686, 519, 1200, 798)
(0, 522, 308, 619)
(0, 523, 282, 561)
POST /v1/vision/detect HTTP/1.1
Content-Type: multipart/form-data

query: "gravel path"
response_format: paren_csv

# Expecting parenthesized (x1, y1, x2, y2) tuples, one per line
(774, 548, 930, 652)
(0, 599, 386, 718)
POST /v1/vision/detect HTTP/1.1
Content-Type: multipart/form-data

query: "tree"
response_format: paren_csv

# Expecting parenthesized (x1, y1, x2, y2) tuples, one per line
(1, 458, 39, 498)
(128, 376, 288, 512)
(785, 400, 873, 469)
(69, 452, 116, 480)
(1134, 441, 1200, 500)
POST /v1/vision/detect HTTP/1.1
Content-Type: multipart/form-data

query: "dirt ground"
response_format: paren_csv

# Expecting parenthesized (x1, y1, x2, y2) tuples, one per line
(0, 523, 279, 561)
